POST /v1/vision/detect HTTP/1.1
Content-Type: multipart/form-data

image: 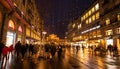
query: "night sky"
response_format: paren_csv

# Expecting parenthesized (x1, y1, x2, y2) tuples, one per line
(35, 0, 94, 39)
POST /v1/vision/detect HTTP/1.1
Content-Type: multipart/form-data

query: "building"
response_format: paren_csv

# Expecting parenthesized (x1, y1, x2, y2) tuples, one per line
(67, 0, 120, 50)
(0, 0, 43, 46)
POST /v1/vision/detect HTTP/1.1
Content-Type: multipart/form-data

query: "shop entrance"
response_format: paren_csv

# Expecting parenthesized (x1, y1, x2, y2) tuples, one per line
(106, 39, 113, 48)
(6, 31, 16, 47)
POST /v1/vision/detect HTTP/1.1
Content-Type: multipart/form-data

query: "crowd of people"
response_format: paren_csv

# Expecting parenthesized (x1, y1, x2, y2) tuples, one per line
(0, 40, 68, 68)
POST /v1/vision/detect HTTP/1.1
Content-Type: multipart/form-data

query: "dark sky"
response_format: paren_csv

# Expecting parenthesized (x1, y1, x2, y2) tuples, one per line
(35, 0, 94, 39)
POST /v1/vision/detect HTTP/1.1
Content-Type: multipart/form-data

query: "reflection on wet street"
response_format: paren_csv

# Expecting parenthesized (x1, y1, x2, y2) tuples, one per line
(1, 47, 120, 69)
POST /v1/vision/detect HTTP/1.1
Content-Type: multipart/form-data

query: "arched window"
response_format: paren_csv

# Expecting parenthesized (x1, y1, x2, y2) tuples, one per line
(18, 26, 23, 33)
(8, 20, 15, 30)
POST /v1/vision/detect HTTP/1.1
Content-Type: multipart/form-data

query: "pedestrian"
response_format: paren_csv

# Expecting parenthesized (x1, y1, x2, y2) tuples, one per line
(50, 43, 56, 59)
(58, 45, 62, 59)
(113, 45, 118, 56)
(0, 40, 5, 60)
(8, 44, 14, 57)
(1, 46, 9, 68)
(20, 44, 27, 61)
(15, 41, 21, 57)
(107, 44, 113, 54)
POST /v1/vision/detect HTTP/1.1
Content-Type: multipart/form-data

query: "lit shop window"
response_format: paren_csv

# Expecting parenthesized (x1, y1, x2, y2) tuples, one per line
(92, 15, 95, 21)
(116, 27, 120, 34)
(117, 14, 120, 21)
(8, 20, 15, 30)
(106, 18, 110, 25)
(95, 3, 99, 11)
(78, 24, 81, 29)
(96, 12, 100, 19)
(106, 29, 113, 36)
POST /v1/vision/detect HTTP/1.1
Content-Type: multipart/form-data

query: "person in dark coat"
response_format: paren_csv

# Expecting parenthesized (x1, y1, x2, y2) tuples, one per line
(50, 43, 56, 59)
(0, 41, 5, 59)
(15, 41, 21, 57)
(20, 44, 27, 61)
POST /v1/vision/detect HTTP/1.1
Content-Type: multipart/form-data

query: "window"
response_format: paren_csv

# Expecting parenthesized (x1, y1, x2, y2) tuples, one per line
(92, 15, 95, 21)
(117, 14, 120, 21)
(78, 24, 81, 29)
(116, 27, 120, 34)
(8, 20, 15, 30)
(72, 24, 75, 28)
(89, 10, 91, 16)
(89, 17, 92, 23)
(96, 12, 100, 19)
(83, 15, 86, 20)
(106, 29, 113, 36)
(106, 18, 110, 25)
(86, 13, 89, 18)
(91, 7, 95, 13)
(86, 19, 89, 24)
(81, 17, 83, 21)
(95, 3, 99, 11)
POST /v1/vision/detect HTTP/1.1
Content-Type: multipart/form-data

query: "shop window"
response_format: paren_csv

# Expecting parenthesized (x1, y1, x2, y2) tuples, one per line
(117, 14, 120, 21)
(95, 3, 99, 11)
(116, 27, 120, 34)
(106, 29, 113, 36)
(106, 18, 110, 25)
(8, 20, 15, 30)
(96, 12, 100, 19)
(78, 24, 81, 29)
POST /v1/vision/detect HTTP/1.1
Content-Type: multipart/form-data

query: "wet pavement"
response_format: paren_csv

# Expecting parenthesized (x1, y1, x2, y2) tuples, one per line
(1, 48, 120, 69)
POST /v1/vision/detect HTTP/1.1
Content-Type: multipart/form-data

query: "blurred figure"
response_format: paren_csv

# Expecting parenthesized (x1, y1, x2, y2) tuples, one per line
(1, 46, 9, 68)
(15, 41, 21, 57)
(20, 44, 27, 61)
(113, 45, 118, 56)
(50, 43, 56, 59)
(0, 40, 5, 60)
(58, 45, 62, 59)
(107, 44, 113, 54)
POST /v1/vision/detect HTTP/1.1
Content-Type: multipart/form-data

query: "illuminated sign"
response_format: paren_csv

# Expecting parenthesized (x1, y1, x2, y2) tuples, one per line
(82, 25, 100, 34)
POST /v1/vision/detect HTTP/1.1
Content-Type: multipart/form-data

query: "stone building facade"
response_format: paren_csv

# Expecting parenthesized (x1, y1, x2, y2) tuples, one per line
(68, 0, 120, 50)
(0, 0, 42, 46)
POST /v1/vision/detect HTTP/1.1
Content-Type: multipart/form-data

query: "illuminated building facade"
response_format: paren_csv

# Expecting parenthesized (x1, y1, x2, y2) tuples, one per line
(68, 0, 120, 50)
(0, 0, 42, 46)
